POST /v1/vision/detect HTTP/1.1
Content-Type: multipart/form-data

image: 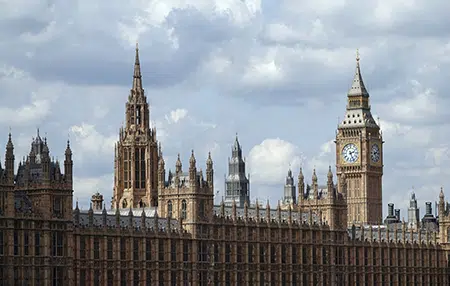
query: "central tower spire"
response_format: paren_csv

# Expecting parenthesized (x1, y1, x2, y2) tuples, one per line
(132, 42, 143, 92)
(113, 44, 160, 209)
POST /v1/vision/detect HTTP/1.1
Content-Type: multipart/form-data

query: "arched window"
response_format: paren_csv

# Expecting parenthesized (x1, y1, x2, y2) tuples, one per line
(181, 200, 187, 220)
(199, 200, 205, 218)
(167, 201, 173, 218)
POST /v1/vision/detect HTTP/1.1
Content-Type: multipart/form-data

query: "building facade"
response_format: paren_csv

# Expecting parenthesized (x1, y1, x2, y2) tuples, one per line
(0, 47, 450, 286)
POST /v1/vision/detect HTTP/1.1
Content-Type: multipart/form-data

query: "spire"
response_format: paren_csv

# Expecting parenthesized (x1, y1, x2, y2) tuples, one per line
(232, 133, 242, 158)
(348, 49, 369, 97)
(312, 169, 317, 183)
(6, 132, 13, 150)
(206, 152, 213, 167)
(189, 150, 196, 166)
(298, 167, 304, 181)
(65, 139, 72, 156)
(234, 133, 240, 149)
(285, 168, 294, 185)
(132, 42, 143, 92)
(327, 166, 333, 181)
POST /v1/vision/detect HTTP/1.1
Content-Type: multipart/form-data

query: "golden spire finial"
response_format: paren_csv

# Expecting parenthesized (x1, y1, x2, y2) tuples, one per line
(356, 49, 360, 62)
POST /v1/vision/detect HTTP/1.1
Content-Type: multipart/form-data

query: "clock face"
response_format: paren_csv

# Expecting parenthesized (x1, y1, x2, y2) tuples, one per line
(371, 144, 380, 163)
(342, 143, 359, 163)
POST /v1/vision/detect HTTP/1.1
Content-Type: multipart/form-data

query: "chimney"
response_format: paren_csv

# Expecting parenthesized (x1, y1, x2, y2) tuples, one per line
(388, 203, 394, 217)
(394, 209, 400, 221)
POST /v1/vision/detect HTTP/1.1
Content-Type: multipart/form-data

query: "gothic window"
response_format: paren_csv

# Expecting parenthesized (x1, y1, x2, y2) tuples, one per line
(94, 271, 100, 286)
(107, 238, 113, 260)
(0, 230, 3, 255)
(13, 231, 18, 256)
(183, 241, 189, 262)
(214, 244, 219, 263)
(292, 246, 297, 264)
(120, 270, 127, 286)
(135, 148, 140, 189)
(94, 238, 100, 259)
(248, 244, 254, 263)
(107, 270, 113, 286)
(181, 200, 187, 219)
(270, 245, 276, 264)
(130, 107, 135, 125)
(53, 196, 62, 217)
(140, 148, 146, 189)
(167, 200, 173, 218)
(199, 200, 205, 219)
(159, 271, 165, 286)
(134, 270, 140, 285)
(146, 270, 152, 286)
(24, 231, 29, 256)
(80, 237, 86, 259)
(122, 199, 127, 209)
(170, 240, 177, 262)
(260, 245, 265, 263)
(225, 243, 231, 263)
(52, 232, 64, 257)
(146, 239, 152, 260)
(52, 267, 63, 286)
(237, 245, 243, 263)
(124, 148, 130, 189)
(133, 238, 139, 260)
(136, 107, 141, 125)
(171, 271, 177, 286)
(120, 238, 126, 259)
(134, 148, 146, 189)
(35, 232, 41, 256)
(158, 240, 165, 261)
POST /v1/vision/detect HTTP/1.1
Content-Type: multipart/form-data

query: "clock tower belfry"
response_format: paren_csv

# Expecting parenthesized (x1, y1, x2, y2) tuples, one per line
(335, 50, 383, 227)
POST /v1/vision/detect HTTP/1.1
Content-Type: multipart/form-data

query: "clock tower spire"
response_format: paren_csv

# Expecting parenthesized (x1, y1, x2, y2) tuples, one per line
(335, 50, 383, 226)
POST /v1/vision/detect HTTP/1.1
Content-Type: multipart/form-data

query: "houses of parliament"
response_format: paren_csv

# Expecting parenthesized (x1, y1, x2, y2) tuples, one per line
(0, 45, 450, 286)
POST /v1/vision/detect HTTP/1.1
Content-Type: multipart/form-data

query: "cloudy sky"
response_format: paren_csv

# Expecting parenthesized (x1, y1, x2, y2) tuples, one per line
(2, 0, 450, 218)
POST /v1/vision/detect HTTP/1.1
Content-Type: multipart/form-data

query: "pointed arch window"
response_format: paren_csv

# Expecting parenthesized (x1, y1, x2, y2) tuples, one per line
(167, 201, 173, 218)
(136, 107, 141, 125)
(199, 200, 205, 219)
(124, 148, 131, 189)
(130, 106, 135, 125)
(181, 200, 187, 220)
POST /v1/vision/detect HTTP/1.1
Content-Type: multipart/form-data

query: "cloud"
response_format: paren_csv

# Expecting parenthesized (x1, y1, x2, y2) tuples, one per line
(73, 173, 114, 208)
(0, 93, 52, 125)
(308, 140, 335, 172)
(378, 80, 441, 124)
(69, 123, 116, 158)
(165, 108, 188, 124)
(248, 138, 305, 185)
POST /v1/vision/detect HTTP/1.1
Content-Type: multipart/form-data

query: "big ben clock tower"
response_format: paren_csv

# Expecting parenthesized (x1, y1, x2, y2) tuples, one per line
(335, 50, 383, 226)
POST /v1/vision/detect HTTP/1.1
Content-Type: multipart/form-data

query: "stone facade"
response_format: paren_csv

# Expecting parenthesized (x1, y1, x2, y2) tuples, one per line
(0, 47, 450, 285)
